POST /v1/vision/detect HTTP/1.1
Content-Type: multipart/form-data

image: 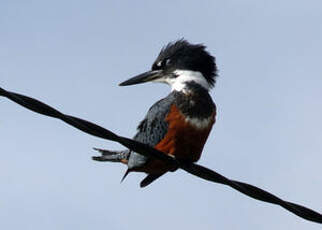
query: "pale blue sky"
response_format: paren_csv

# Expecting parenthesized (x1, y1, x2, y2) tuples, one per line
(1, 1, 322, 229)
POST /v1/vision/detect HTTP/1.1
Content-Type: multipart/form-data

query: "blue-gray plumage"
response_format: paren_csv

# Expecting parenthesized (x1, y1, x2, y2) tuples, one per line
(128, 94, 175, 170)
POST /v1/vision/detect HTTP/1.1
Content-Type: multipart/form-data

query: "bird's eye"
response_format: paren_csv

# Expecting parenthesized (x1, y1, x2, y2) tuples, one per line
(152, 58, 170, 70)
(160, 58, 170, 67)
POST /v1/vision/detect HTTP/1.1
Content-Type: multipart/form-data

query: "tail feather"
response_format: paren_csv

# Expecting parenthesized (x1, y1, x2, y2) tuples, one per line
(92, 148, 129, 163)
(140, 173, 165, 188)
(121, 169, 131, 183)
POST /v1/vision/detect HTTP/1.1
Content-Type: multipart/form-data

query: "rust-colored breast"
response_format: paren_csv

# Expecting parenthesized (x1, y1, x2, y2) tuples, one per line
(141, 104, 215, 174)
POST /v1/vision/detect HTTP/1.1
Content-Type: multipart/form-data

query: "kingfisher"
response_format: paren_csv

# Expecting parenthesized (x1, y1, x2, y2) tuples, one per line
(93, 39, 218, 187)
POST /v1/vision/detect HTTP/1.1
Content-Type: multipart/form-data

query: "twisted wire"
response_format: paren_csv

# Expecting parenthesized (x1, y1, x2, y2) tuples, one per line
(1, 87, 321, 224)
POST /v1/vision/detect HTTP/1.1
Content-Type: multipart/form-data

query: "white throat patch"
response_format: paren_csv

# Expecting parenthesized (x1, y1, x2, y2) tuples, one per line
(167, 70, 210, 92)
(185, 116, 214, 130)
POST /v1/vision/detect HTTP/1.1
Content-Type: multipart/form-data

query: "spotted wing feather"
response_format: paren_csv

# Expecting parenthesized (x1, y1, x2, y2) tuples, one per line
(127, 94, 176, 170)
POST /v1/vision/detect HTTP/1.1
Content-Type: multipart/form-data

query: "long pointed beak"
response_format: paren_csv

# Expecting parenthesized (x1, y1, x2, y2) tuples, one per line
(119, 70, 162, 86)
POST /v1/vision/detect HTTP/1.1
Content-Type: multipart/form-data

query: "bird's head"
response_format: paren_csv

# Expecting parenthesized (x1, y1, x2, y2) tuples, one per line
(119, 39, 218, 91)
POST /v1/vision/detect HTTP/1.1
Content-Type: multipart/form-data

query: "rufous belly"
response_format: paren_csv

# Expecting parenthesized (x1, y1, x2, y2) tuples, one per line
(137, 105, 215, 174)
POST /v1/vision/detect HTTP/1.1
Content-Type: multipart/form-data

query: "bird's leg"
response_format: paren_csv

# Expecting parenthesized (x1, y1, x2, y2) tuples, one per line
(92, 148, 129, 164)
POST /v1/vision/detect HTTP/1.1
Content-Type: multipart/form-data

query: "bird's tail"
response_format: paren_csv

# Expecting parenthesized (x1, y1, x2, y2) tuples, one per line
(140, 173, 165, 187)
(92, 148, 129, 164)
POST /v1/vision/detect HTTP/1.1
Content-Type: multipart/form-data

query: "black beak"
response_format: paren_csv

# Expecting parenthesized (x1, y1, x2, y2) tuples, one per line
(119, 70, 162, 86)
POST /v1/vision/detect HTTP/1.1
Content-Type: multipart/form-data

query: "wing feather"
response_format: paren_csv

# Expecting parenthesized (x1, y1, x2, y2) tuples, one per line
(127, 93, 176, 169)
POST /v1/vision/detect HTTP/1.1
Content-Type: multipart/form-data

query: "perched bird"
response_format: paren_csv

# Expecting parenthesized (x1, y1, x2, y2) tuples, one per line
(93, 39, 218, 187)
(1, 40, 321, 224)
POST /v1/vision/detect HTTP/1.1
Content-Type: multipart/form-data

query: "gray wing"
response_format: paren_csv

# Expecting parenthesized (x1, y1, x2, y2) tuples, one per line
(127, 93, 175, 170)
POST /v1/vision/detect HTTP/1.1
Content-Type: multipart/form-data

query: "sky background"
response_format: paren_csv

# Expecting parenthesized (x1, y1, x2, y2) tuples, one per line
(1, 1, 322, 229)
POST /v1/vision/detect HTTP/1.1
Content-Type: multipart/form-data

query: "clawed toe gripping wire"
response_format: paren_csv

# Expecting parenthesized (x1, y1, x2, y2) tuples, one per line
(0, 86, 321, 224)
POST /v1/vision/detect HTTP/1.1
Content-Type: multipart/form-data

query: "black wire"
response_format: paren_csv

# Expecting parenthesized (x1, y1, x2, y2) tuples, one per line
(1, 87, 321, 224)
